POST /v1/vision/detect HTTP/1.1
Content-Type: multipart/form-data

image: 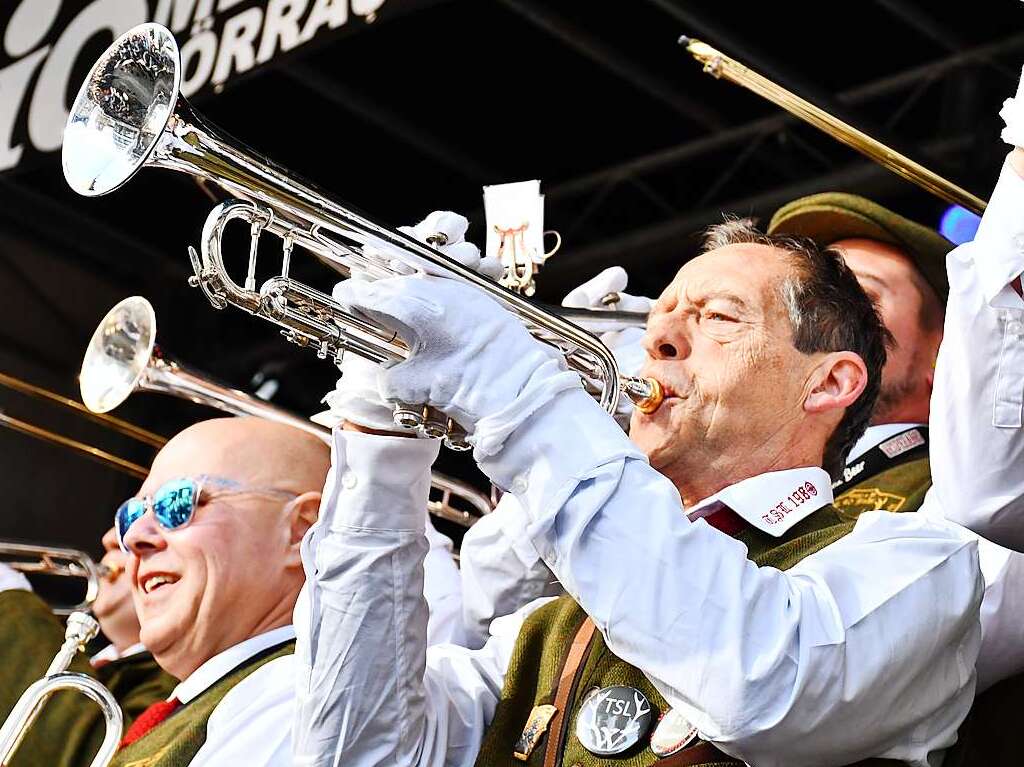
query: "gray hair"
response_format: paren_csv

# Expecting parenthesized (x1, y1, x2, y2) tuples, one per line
(702, 217, 891, 478)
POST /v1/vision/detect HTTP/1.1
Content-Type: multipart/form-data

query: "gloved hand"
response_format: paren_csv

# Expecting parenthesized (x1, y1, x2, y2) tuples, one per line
(318, 211, 502, 431)
(390, 211, 503, 280)
(315, 352, 403, 432)
(999, 64, 1024, 148)
(562, 267, 652, 416)
(332, 274, 582, 457)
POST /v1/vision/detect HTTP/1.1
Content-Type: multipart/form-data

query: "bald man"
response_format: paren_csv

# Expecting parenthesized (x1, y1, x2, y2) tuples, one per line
(0, 416, 462, 767)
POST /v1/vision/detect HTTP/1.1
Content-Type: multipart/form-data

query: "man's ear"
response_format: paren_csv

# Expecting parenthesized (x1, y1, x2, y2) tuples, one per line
(804, 352, 868, 415)
(284, 491, 321, 567)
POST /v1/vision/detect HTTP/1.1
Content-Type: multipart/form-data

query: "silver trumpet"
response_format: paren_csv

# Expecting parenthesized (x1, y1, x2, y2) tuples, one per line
(62, 23, 663, 454)
(545, 305, 648, 335)
(0, 542, 115, 616)
(0, 612, 123, 767)
(81, 296, 493, 526)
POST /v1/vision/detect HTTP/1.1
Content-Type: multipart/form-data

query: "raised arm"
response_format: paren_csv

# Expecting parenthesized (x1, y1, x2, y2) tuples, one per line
(459, 493, 559, 649)
(291, 429, 528, 767)
(925, 148, 1024, 549)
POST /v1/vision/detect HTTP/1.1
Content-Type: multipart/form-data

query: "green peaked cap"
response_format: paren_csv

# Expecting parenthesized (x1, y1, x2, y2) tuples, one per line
(767, 192, 953, 301)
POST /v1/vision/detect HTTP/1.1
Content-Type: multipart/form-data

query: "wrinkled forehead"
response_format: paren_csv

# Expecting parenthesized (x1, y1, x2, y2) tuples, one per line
(656, 243, 795, 315)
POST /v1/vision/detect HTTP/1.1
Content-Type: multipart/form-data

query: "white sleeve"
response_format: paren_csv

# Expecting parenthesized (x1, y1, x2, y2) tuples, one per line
(479, 389, 984, 767)
(926, 156, 1024, 550)
(290, 429, 534, 767)
(969, 534, 1024, 693)
(424, 519, 465, 647)
(459, 493, 561, 649)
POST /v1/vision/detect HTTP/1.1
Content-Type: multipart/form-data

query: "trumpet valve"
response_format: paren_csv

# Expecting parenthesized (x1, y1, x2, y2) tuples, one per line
(443, 419, 472, 452)
(420, 407, 449, 440)
(393, 403, 425, 430)
(623, 377, 664, 415)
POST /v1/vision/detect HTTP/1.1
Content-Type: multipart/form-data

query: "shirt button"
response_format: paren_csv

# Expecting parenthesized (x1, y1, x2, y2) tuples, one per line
(510, 475, 528, 494)
(341, 471, 358, 489)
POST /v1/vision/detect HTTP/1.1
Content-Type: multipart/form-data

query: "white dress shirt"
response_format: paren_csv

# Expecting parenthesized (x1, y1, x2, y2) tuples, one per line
(292, 164, 1024, 762)
(181, 492, 462, 767)
(177, 626, 297, 767)
(846, 423, 1024, 693)
(846, 421, 923, 462)
(296, 402, 987, 767)
(90, 641, 147, 667)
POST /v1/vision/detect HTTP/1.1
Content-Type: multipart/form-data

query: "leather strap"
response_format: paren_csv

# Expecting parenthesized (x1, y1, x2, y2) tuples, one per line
(542, 617, 597, 767)
(654, 740, 743, 766)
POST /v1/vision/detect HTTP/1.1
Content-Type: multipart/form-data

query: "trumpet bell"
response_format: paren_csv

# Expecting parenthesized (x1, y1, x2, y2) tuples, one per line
(81, 296, 157, 413)
(63, 23, 180, 197)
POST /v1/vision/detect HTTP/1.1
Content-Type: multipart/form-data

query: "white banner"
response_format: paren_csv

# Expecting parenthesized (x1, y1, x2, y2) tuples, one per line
(0, 0, 390, 173)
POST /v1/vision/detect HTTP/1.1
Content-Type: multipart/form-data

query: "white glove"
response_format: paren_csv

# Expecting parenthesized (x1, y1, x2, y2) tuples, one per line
(562, 267, 652, 416)
(999, 65, 1024, 148)
(332, 274, 582, 457)
(317, 211, 502, 431)
(395, 211, 502, 280)
(315, 352, 402, 431)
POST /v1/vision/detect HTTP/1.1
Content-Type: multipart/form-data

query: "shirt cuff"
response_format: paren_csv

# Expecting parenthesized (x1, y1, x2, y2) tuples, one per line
(322, 427, 441, 532)
(478, 388, 645, 515)
(973, 156, 1024, 307)
(0, 563, 32, 593)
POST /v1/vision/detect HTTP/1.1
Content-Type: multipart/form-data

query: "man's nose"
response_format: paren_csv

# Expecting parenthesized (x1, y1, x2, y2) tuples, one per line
(122, 510, 167, 557)
(642, 312, 691, 361)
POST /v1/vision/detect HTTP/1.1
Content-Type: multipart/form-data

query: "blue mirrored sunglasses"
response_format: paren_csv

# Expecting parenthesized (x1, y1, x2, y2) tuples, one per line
(115, 477, 201, 553)
(115, 477, 299, 553)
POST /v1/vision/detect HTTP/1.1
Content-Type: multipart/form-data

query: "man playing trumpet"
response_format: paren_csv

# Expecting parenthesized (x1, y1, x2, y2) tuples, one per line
(291, 71, 1024, 766)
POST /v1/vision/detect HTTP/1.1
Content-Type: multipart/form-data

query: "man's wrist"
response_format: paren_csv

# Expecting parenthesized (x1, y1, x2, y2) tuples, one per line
(324, 427, 440, 532)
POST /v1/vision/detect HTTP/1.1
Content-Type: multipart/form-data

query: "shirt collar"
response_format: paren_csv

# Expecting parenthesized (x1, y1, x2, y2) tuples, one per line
(687, 467, 834, 537)
(846, 423, 924, 463)
(170, 625, 295, 704)
(90, 641, 147, 667)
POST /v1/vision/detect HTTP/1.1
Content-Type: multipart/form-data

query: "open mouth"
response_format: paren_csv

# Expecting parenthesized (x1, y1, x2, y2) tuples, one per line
(140, 572, 180, 595)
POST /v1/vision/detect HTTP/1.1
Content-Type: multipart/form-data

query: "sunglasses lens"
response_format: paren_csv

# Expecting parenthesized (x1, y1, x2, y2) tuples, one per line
(116, 498, 146, 550)
(152, 478, 198, 531)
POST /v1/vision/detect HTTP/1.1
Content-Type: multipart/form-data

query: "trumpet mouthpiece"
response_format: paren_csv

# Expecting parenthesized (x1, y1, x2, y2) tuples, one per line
(622, 377, 664, 414)
(98, 563, 123, 581)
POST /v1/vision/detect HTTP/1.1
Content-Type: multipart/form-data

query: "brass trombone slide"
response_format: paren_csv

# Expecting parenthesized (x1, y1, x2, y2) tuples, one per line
(682, 37, 989, 215)
(81, 296, 494, 526)
(0, 542, 114, 615)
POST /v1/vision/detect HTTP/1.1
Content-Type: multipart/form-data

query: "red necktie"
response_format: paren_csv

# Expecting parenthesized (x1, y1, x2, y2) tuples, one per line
(119, 698, 181, 749)
(700, 501, 747, 537)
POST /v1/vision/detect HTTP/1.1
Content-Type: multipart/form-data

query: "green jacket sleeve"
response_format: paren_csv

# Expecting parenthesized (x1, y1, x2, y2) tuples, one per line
(0, 590, 174, 767)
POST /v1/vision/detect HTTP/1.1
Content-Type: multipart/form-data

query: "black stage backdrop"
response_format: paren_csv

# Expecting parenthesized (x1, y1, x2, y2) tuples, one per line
(0, 0, 1021, 561)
